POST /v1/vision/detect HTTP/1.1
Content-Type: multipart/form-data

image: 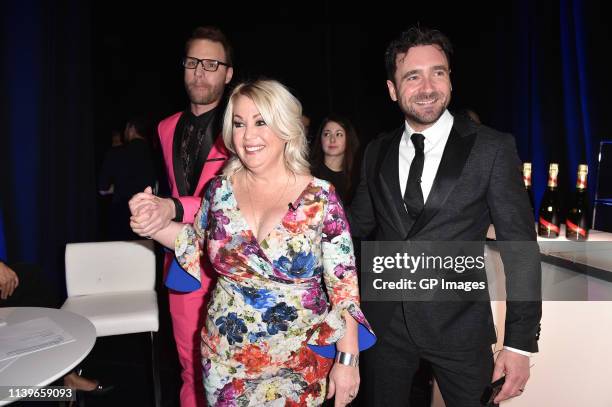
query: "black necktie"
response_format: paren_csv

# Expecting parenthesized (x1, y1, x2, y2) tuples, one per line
(404, 133, 425, 218)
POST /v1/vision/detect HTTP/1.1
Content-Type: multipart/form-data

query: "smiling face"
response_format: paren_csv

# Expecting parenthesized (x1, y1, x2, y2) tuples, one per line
(386, 44, 451, 132)
(231, 95, 286, 173)
(320, 121, 347, 158)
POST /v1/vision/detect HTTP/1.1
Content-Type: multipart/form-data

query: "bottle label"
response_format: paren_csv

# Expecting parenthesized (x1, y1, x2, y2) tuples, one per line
(566, 219, 587, 238)
(576, 164, 588, 190)
(548, 163, 559, 188)
(523, 173, 532, 187)
(523, 163, 532, 187)
(539, 217, 560, 234)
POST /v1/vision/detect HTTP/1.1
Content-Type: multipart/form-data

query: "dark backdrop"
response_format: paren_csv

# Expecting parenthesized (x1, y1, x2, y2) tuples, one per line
(1, 0, 609, 294)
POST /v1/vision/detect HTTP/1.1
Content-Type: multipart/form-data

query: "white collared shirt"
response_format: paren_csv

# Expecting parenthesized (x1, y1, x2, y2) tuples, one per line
(399, 109, 454, 200)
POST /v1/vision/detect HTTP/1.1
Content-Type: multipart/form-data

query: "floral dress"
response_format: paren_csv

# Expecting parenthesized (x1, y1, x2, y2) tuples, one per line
(175, 175, 374, 406)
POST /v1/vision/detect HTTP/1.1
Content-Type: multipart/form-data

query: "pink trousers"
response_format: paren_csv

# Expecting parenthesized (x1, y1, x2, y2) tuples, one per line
(166, 254, 215, 407)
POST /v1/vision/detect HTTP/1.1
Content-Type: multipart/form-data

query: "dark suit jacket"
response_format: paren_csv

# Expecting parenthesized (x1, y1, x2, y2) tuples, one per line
(349, 114, 541, 352)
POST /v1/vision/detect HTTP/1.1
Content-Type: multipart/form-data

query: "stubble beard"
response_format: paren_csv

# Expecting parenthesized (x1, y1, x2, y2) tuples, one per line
(186, 81, 224, 106)
(403, 91, 449, 127)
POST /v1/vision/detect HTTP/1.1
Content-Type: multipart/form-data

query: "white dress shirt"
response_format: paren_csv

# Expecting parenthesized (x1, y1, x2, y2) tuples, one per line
(398, 110, 532, 357)
(399, 109, 453, 200)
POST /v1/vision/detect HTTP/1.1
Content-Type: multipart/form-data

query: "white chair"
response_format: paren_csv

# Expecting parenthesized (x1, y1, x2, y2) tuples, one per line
(61, 240, 161, 407)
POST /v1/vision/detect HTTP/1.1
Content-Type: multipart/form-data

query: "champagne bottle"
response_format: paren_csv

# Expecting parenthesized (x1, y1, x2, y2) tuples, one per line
(522, 162, 535, 212)
(538, 163, 560, 238)
(565, 164, 589, 240)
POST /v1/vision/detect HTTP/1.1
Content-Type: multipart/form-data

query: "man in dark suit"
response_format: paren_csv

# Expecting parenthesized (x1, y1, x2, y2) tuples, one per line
(349, 26, 541, 406)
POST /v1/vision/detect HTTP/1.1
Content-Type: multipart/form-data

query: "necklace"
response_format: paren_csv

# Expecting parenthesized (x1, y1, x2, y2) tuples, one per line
(244, 172, 291, 237)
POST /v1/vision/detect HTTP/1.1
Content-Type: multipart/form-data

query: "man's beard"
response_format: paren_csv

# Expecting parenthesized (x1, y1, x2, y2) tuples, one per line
(402, 91, 448, 126)
(185, 81, 223, 106)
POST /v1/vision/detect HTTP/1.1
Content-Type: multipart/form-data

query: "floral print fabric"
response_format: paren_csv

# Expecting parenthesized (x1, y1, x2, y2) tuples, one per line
(175, 176, 373, 406)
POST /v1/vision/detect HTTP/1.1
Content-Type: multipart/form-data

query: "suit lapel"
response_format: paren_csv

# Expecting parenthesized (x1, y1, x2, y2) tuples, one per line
(192, 136, 228, 196)
(408, 118, 477, 237)
(377, 127, 410, 237)
(172, 113, 188, 196)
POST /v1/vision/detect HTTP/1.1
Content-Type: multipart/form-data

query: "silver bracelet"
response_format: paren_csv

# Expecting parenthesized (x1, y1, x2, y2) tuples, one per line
(335, 351, 359, 367)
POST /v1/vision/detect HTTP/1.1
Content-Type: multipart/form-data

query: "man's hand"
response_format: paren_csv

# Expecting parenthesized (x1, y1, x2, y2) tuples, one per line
(128, 186, 157, 216)
(0, 262, 19, 300)
(129, 187, 176, 237)
(492, 349, 530, 403)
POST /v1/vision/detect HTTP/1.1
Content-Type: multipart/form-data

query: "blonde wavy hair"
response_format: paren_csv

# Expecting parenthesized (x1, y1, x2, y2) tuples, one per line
(222, 79, 310, 176)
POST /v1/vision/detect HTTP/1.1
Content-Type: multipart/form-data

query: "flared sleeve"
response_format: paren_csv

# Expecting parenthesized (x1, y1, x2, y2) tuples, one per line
(308, 183, 376, 358)
(165, 178, 216, 291)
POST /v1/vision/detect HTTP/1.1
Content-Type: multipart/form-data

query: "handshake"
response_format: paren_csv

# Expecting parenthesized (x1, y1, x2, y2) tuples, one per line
(128, 186, 176, 239)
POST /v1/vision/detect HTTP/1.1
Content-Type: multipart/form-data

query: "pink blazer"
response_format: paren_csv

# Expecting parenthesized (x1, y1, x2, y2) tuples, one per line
(158, 112, 229, 223)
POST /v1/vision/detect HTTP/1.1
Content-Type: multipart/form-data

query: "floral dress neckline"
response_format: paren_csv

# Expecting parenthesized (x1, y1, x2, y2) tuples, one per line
(227, 175, 315, 248)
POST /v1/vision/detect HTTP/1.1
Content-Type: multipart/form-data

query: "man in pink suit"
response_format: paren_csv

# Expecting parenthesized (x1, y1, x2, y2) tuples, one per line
(130, 26, 233, 407)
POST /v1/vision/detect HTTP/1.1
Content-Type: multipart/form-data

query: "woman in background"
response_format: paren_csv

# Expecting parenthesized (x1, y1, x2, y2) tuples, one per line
(311, 114, 360, 204)
(99, 116, 157, 240)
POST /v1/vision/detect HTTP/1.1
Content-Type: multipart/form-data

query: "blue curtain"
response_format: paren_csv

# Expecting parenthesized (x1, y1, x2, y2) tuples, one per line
(560, 0, 594, 199)
(493, 0, 598, 217)
(1, 0, 96, 292)
(1, 0, 41, 264)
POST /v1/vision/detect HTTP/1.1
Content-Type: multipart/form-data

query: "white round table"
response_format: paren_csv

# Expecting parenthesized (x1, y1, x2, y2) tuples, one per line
(0, 307, 96, 405)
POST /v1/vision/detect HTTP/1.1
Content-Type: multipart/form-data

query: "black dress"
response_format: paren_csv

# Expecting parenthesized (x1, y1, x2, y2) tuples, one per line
(312, 163, 348, 204)
(98, 138, 157, 240)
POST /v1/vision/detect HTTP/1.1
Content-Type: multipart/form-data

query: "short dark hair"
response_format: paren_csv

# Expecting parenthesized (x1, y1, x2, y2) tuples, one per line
(185, 26, 233, 66)
(385, 26, 453, 82)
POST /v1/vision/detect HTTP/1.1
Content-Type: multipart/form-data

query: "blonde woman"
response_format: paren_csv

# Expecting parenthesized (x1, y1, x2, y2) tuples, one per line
(130, 79, 374, 406)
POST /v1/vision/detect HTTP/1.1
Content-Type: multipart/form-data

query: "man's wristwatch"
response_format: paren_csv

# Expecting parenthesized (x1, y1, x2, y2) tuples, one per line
(335, 351, 359, 367)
